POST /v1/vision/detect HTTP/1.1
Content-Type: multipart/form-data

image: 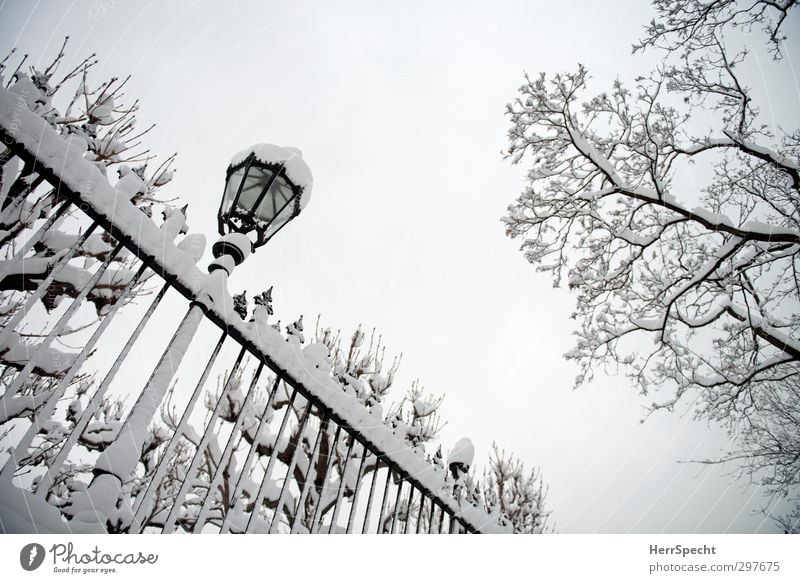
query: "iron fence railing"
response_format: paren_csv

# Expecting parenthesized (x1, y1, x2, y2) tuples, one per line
(0, 86, 508, 534)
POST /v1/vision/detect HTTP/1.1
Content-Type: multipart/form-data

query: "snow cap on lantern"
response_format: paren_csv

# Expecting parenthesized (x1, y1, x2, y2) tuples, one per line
(448, 437, 475, 480)
(218, 143, 313, 250)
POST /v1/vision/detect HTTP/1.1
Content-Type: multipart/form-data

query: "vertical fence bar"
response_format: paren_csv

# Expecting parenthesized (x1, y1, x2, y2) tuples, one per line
(0, 240, 123, 422)
(376, 465, 393, 534)
(428, 499, 437, 534)
(129, 329, 228, 532)
(36, 280, 171, 498)
(290, 417, 328, 533)
(193, 362, 266, 533)
(219, 374, 282, 534)
(0, 181, 34, 225)
(0, 241, 124, 482)
(0, 220, 98, 347)
(345, 443, 369, 534)
(389, 478, 404, 534)
(308, 424, 341, 534)
(161, 346, 247, 533)
(360, 458, 382, 533)
(74, 301, 204, 529)
(0, 163, 45, 212)
(2, 261, 148, 484)
(0, 198, 72, 282)
(244, 386, 300, 533)
(267, 400, 313, 533)
(437, 504, 446, 533)
(327, 436, 356, 534)
(403, 487, 416, 534)
(415, 491, 427, 534)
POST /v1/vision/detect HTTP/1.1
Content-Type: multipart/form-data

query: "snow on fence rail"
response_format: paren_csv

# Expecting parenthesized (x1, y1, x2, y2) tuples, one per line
(0, 86, 510, 534)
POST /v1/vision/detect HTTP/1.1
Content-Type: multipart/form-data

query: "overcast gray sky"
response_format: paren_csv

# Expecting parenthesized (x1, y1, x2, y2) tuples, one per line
(1, 0, 796, 533)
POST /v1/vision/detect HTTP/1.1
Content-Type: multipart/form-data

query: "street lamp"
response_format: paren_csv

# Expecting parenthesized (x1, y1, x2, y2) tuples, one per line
(213, 143, 313, 269)
(84, 143, 312, 531)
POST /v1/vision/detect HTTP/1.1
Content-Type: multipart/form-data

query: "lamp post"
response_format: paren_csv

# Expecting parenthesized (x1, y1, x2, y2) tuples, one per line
(76, 144, 311, 531)
(210, 144, 313, 274)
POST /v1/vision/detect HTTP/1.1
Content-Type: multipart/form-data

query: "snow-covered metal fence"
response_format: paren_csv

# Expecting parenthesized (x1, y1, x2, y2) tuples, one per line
(0, 85, 509, 534)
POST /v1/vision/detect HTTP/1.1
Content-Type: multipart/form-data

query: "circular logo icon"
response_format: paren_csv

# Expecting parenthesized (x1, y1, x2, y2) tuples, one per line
(20, 543, 46, 571)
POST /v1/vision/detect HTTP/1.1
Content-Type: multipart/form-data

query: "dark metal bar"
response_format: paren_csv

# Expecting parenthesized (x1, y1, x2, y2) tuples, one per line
(193, 362, 266, 533)
(247, 163, 282, 221)
(7, 261, 148, 489)
(345, 443, 369, 534)
(0, 220, 98, 344)
(308, 424, 341, 534)
(389, 477, 404, 534)
(129, 329, 228, 532)
(220, 374, 283, 534)
(327, 436, 356, 534)
(0, 240, 126, 483)
(0, 181, 31, 225)
(290, 417, 328, 533)
(0, 161, 45, 211)
(38, 280, 171, 497)
(403, 487, 416, 534)
(267, 400, 313, 533)
(415, 489, 427, 534)
(0, 239, 123, 410)
(161, 347, 248, 533)
(228, 154, 254, 221)
(360, 457, 382, 533)
(244, 386, 299, 533)
(428, 499, 437, 534)
(376, 464, 393, 534)
(0, 197, 72, 282)
(437, 504, 446, 534)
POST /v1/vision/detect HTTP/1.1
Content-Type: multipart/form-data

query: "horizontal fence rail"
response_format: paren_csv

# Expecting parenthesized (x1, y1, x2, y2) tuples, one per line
(0, 86, 508, 534)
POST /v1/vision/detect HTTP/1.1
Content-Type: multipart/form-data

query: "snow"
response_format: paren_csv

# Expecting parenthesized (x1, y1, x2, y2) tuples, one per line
(448, 437, 475, 467)
(721, 130, 800, 172)
(228, 143, 313, 210)
(727, 302, 800, 358)
(303, 342, 333, 373)
(0, 85, 509, 534)
(0, 331, 73, 377)
(0, 155, 19, 204)
(0, 481, 73, 534)
(93, 306, 204, 480)
(176, 233, 207, 263)
(567, 126, 622, 184)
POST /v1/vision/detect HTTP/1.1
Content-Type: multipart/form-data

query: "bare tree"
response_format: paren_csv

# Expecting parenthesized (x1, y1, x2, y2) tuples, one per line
(0, 38, 179, 391)
(502, 0, 798, 528)
(706, 375, 800, 530)
(634, 0, 797, 58)
(468, 444, 550, 534)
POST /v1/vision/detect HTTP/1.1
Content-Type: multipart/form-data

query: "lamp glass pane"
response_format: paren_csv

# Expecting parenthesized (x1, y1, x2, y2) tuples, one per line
(263, 191, 297, 240)
(221, 166, 247, 216)
(236, 166, 275, 218)
(254, 175, 294, 224)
